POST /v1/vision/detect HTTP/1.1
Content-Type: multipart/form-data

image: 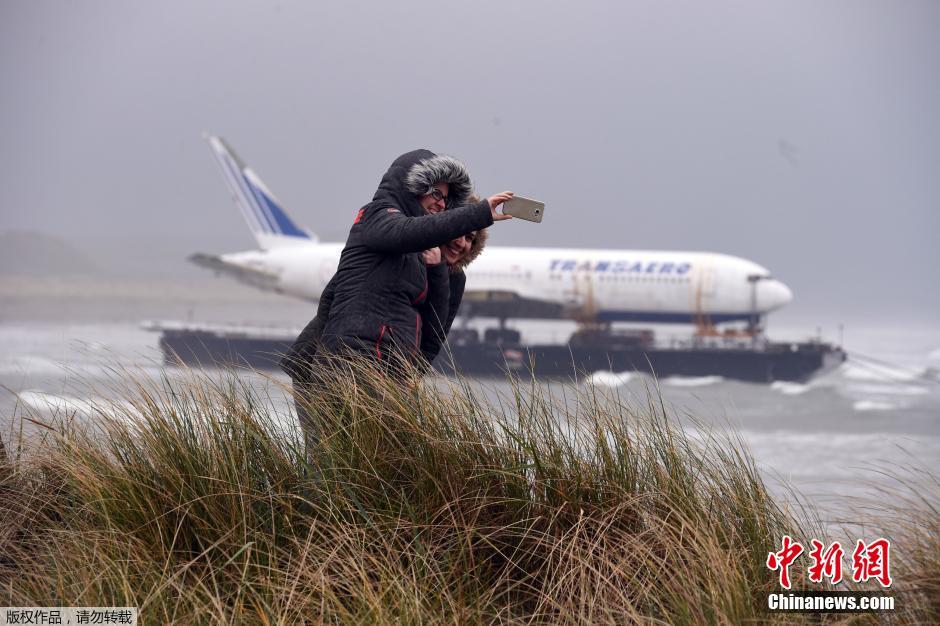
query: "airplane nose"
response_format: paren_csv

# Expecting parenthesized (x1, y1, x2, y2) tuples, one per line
(758, 279, 793, 310)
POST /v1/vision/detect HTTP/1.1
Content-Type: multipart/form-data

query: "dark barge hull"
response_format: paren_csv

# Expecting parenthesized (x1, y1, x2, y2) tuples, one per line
(156, 326, 846, 383)
(438, 342, 845, 383)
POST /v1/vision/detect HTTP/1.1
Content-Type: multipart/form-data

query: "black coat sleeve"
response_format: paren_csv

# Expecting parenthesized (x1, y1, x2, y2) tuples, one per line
(279, 277, 337, 380)
(418, 263, 451, 365)
(419, 270, 466, 366)
(357, 199, 493, 253)
(441, 271, 466, 338)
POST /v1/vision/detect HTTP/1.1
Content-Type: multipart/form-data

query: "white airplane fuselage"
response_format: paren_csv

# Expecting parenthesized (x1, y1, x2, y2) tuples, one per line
(217, 243, 792, 324)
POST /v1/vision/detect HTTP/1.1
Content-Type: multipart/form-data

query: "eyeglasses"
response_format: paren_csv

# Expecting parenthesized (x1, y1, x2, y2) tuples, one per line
(429, 188, 448, 204)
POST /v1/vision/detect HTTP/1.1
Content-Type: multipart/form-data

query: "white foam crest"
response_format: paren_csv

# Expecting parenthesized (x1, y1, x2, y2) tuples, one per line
(585, 371, 634, 387)
(845, 383, 930, 397)
(16, 388, 299, 437)
(852, 400, 900, 412)
(662, 376, 724, 387)
(770, 381, 812, 395)
(841, 362, 926, 383)
(17, 390, 142, 421)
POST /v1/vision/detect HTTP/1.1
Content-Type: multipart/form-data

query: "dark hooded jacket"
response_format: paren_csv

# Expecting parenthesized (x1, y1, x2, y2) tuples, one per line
(281, 227, 487, 380)
(298, 149, 492, 367)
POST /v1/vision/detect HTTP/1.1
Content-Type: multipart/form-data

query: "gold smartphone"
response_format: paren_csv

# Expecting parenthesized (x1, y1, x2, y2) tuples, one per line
(502, 196, 545, 223)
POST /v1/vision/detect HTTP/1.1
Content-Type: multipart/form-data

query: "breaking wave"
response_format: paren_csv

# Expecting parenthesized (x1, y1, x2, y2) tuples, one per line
(585, 371, 634, 387)
(662, 376, 724, 387)
(770, 381, 812, 395)
(844, 382, 930, 397)
(852, 399, 901, 412)
(841, 363, 927, 383)
(16, 390, 142, 421)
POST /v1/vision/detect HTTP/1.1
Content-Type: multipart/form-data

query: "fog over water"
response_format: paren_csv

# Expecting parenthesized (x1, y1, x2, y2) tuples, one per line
(1, 0, 938, 326)
(1, 288, 938, 525)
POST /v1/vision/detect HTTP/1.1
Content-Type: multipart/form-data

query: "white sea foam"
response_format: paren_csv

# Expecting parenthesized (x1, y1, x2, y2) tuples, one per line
(17, 390, 142, 421)
(841, 363, 926, 383)
(14, 388, 299, 438)
(662, 376, 724, 387)
(844, 383, 930, 397)
(585, 371, 634, 387)
(770, 381, 812, 395)
(852, 400, 900, 412)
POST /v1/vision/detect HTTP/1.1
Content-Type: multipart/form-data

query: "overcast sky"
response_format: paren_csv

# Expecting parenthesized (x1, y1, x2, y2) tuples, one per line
(1, 0, 937, 324)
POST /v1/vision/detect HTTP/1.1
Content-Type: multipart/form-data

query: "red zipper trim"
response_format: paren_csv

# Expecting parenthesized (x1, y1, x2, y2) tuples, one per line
(414, 313, 421, 354)
(412, 277, 428, 305)
(376, 324, 387, 361)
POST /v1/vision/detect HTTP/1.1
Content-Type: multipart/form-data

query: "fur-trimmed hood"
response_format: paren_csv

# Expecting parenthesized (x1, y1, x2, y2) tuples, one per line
(367, 150, 473, 218)
(404, 154, 472, 208)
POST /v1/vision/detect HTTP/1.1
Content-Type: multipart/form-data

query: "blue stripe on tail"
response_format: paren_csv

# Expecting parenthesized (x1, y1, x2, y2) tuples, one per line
(243, 173, 309, 238)
(220, 155, 273, 234)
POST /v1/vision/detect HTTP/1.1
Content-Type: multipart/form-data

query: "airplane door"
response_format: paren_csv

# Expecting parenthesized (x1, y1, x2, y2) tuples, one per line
(561, 260, 596, 318)
(560, 269, 583, 305)
(691, 260, 716, 317)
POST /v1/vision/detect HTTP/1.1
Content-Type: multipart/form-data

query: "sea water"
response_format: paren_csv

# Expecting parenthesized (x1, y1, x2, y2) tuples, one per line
(2, 277, 938, 526)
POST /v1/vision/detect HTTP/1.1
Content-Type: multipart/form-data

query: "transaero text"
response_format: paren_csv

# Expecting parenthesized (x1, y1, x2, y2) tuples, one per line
(549, 260, 693, 274)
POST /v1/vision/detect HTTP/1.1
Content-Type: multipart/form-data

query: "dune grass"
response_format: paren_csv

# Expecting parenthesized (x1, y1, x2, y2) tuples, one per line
(0, 359, 936, 624)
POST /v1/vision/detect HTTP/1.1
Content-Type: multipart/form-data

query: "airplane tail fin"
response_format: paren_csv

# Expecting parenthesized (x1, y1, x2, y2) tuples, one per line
(205, 133, 318, 249)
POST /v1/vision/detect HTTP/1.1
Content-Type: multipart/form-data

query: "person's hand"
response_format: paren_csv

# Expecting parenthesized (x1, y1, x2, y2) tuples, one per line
(423, 247, 442, 265)
(487, 191, 514, 221)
